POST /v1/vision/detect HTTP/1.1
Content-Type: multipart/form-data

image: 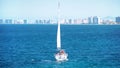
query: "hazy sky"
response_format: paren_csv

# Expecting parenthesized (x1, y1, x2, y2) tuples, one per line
(0, 0, 120, 19)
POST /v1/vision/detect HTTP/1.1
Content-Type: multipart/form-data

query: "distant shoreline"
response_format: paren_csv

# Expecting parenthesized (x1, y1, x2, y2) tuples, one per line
(0, 24, 120, 26)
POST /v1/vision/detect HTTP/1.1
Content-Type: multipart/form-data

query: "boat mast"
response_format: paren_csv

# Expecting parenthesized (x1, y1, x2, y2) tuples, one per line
(57, 0, 61, 50)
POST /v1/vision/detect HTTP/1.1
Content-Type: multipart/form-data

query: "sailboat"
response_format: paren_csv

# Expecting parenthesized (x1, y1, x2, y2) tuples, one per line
(54, 0, 68, 62)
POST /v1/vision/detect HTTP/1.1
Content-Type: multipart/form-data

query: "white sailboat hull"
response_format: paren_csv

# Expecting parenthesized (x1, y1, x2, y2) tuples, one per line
(55, 50, 68, 62)
(55, 54, 68, 62)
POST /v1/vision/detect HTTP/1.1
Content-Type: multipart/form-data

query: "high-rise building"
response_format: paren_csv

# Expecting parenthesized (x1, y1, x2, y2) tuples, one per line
(23, 19, 27, 24)
(5, 19, 12, 24)
(0, 19, 3, 24)
(35, 20, 43, 24)
(82, 18, 88, 24)
(44, 20, 46, 24)
(47, 20, 50, 24)
(98, 17, 101, 24)
(93, 16, 98, 24)
(35, 20, 39, 24)
(68, 19, 72, 24)
(88, 17, 92, 24)
(116, 17, 120, 24)
(39, 20, 43, 24)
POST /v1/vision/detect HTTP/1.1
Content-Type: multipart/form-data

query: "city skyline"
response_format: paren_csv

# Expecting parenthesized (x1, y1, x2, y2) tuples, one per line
(0, 16, 120, 25)
(0, 0, 120, 19)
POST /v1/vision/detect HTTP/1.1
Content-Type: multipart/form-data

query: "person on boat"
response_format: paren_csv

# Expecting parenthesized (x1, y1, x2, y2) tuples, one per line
(56, 50, 64, 55)
(60, 50, 65, 54)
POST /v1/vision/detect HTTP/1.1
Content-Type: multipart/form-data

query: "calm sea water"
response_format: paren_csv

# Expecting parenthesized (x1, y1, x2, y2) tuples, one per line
(0, 24, 120, 68)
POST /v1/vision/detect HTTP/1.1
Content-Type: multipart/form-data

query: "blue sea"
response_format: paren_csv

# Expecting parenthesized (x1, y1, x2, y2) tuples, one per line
(0, 24, 120, 68)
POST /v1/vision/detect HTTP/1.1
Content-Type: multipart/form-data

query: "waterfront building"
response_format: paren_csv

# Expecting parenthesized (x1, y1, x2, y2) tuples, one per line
(82, 18, 88, 24)
(35, 20, 38, 24)
(68, 19, 72, 24)
(0, 19, 3, 24)
(23, 19, 27, 24)
(93, 16, 98, 24)
(60, 19, 66, 24)
(74, 18, 83, 24)
(5, 19, 12, 24)
(46, 20, 50, 24)
(35, 19, 43, 24)
(116, 17, 120, 24)
(88, 17, 92, 24)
